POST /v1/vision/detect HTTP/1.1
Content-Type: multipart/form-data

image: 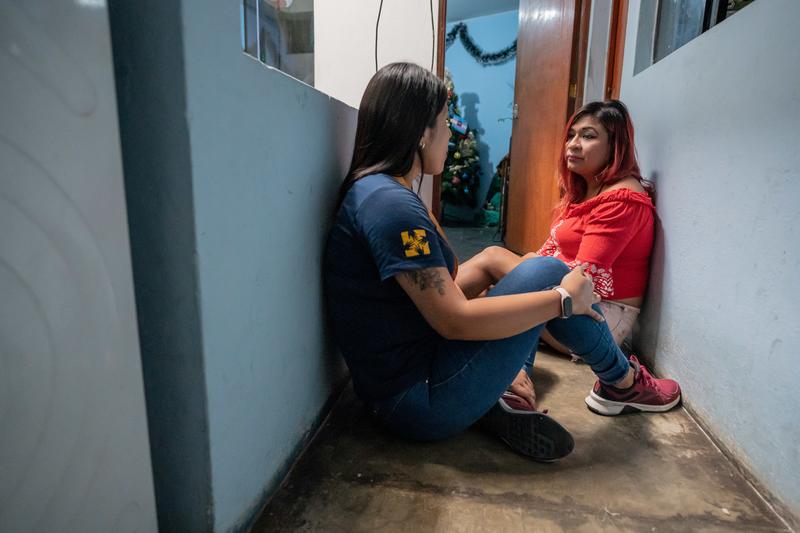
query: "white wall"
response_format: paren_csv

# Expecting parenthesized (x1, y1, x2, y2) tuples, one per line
(315, 0, 441, 109)
(622, 0, 800, 519)
(0, 1, 157, 531)
(315, 0, 441, 207)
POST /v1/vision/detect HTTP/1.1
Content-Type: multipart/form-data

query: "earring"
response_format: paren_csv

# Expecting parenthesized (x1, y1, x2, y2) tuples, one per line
(419, 141, 426, 150)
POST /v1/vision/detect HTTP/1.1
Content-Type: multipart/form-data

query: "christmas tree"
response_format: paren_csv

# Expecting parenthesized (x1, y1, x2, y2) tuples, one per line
(441, 70, 482, 210)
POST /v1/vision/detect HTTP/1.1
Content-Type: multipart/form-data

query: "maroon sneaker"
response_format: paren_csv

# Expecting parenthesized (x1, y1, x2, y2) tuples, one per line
(479, 391, 574, 461)
(585, 356, 681, 416)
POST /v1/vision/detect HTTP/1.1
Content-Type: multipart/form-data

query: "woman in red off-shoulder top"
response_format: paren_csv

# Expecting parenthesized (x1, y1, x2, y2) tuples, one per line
(452, 100, 678, 414)
(531, 100, 654, 354)
(464, 101, 653, 351)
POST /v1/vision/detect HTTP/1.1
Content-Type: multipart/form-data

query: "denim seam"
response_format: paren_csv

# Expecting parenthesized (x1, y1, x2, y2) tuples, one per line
(380, 384, 418, 425)
(429, 341, 492, 391)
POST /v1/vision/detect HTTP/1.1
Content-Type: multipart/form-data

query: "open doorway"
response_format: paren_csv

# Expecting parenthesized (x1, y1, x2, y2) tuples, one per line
(436, 0, 518, 251)
(436, 0, 629, 255)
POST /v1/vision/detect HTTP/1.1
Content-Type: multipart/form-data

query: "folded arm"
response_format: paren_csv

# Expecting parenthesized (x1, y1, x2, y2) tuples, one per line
(396, 264, 601, 341)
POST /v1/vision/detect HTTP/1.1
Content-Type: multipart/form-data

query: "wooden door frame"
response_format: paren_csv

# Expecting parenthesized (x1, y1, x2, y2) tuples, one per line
(432, 0, 448, 218)
(571, 0, 593, 111)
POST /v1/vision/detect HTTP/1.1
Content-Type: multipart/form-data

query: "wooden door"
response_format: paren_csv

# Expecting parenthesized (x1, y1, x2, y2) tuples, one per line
(505, 0, 588, 253)
(432, 0, 448, 218)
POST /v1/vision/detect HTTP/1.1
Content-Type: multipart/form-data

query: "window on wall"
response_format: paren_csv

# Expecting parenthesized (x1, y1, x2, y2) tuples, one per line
(240, 0, 315, 86)
(635, 0, 756, 73)
(653, 0, 707, 63)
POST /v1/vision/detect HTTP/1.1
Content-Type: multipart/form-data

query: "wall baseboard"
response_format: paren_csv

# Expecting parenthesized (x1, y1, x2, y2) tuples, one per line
(231, 375, 352, 533)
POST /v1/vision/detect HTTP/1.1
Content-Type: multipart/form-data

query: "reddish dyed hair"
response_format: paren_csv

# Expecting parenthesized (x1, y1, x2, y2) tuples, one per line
(555, 100, 652, 217)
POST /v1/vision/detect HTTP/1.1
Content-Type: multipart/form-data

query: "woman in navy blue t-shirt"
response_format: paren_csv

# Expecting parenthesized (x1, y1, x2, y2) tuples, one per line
(324, 63, 680, 461)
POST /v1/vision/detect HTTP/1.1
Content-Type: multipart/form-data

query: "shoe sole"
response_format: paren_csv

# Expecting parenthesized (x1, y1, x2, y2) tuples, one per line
(584, 390, 681, 416)
(481, 400, 574, 461)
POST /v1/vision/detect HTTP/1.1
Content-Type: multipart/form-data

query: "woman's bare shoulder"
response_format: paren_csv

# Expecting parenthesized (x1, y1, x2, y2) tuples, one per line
(605, 177, 645, 194)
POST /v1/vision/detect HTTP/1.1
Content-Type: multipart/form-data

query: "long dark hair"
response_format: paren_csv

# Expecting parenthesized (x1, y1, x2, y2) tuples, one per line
(556, 100, 652, 217)
(338, 62, 448, 204)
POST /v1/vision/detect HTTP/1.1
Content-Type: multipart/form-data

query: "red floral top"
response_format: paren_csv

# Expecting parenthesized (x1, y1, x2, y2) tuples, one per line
(537, 188, 655, 299)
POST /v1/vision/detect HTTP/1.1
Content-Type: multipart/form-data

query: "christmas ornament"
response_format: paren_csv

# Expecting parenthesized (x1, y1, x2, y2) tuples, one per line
(449, 114, 468, 136)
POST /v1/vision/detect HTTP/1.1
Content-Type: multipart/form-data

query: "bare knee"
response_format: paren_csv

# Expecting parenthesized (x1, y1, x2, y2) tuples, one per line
(472, 245, 508, 271)
(482, 245, 508, 262)
(484, 246, 523, 281)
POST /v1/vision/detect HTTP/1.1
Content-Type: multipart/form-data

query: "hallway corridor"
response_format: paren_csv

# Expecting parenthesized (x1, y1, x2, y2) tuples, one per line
(253, 229, 793, 532)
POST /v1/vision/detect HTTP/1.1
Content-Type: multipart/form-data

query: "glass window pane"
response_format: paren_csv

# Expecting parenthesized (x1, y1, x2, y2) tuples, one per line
(653, 0, 705, 63)
(239, 0, 314, 86)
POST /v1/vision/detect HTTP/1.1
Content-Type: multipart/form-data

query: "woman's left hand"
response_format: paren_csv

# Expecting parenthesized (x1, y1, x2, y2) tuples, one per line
(509, 368, 536, 409)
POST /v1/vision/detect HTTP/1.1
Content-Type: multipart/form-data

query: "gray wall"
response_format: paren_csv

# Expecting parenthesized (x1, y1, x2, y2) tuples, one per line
(111, 0, 353, 530)
(183, 2, 353, 530)
(0, 1, 157, 531)
(109, 0, 214, 530)
(622, 0, 800, 519)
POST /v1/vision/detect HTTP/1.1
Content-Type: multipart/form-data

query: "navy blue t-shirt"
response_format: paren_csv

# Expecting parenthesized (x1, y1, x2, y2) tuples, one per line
(324, 174, 457, 401)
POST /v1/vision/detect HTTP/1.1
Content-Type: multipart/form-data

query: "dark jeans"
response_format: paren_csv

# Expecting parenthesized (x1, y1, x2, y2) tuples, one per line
(370, 256, 631, 441)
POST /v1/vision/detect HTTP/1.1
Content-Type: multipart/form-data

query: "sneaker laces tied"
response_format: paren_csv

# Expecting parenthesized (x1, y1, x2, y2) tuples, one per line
(635, 362, 659, 391)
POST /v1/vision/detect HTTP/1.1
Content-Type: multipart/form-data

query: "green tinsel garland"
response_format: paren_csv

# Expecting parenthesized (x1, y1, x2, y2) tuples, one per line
(445, 22, 517, 66)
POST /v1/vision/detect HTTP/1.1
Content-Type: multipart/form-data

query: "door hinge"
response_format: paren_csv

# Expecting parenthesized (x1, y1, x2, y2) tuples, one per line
(569, 83, 577, 98)
(512, 103, 519, 119)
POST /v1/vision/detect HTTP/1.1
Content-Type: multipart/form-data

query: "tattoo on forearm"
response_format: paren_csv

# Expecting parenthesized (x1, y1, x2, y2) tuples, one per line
(405, 269, 446, 295)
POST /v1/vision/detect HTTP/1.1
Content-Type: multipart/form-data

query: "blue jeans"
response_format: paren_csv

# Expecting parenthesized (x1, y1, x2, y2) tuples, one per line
(370, 256, 631, 441)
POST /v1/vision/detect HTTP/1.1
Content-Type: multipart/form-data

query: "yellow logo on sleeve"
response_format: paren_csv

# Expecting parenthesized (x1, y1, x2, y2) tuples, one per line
(401, 229, 430, 257)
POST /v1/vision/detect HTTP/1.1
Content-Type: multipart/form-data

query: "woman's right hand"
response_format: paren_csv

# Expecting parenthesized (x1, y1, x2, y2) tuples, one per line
(559, 265, 604, 321)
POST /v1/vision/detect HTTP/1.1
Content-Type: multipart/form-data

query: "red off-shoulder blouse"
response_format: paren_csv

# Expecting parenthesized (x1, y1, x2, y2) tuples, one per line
(536, 188, 655, 300)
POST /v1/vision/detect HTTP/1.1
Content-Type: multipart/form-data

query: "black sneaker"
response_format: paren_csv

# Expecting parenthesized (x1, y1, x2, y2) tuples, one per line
(479, 392, 574, 462)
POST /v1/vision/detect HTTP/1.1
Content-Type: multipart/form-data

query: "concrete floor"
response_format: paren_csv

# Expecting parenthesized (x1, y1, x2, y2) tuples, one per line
(252, 228, 791, 532)
(444, 225, 506, 260)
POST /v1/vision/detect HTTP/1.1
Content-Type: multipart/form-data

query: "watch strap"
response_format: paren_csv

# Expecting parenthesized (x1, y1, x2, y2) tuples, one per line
(553, 287, 571, 319)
